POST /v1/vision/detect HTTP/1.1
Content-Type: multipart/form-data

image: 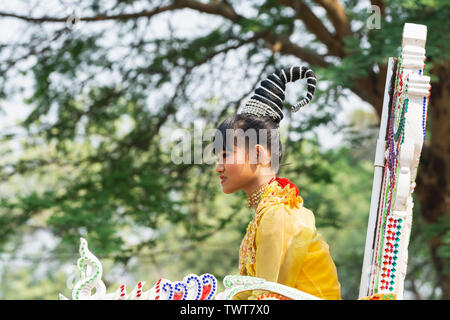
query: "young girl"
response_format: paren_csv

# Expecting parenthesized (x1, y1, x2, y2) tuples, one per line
(213, 66, 341, 300)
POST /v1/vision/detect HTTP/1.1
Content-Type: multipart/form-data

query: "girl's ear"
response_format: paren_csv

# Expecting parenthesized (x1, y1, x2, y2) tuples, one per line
(256, 144, 272, 166)
(255, 144, 265, 163)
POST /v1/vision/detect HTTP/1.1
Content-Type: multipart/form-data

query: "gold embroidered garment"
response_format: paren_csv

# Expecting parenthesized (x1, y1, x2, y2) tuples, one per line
(238, 179, 341, 300)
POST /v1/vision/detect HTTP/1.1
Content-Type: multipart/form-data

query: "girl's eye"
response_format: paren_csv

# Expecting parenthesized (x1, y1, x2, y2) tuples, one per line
(215, 154, 227, 164)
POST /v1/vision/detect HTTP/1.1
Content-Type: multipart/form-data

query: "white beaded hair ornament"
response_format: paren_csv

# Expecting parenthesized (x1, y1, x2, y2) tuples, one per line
(239, 66, 317, 122)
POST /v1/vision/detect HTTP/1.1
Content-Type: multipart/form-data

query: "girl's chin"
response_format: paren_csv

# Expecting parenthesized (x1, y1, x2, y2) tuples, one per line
(222, 190, 233, 194)
(221, 185, 231, 193)
(221, 182, 236, 194)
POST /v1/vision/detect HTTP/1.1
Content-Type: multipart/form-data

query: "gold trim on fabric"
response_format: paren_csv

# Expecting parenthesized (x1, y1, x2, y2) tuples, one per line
(239, 180, 304, 276)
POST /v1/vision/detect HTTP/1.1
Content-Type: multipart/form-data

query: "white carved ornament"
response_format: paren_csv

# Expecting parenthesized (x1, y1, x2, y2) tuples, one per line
(59, 238, 321, 300)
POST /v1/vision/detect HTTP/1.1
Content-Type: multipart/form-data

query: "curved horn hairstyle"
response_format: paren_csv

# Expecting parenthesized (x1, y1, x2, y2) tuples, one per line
(239, 66, 317, 123)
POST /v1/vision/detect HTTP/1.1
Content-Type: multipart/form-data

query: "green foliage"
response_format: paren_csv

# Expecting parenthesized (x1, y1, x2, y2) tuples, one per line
(425, 215, 450, 274)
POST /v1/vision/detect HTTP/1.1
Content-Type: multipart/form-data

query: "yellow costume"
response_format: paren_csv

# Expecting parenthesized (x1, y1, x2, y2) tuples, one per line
(238, 178, 341, 300)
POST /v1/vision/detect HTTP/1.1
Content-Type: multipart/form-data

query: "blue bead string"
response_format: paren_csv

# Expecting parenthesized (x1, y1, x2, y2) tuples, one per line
(162, 282, 174, 300)
(422, 96, 427, 141)
(201, 274, 217, 300)
(186, 276, 202, 300)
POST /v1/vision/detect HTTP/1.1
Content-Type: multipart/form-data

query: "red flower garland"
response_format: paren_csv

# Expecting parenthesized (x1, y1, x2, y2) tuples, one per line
(269, 177, 299, 197)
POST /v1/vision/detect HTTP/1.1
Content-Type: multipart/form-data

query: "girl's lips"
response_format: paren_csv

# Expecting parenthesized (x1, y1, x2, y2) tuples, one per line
(220, 178, 227, 184)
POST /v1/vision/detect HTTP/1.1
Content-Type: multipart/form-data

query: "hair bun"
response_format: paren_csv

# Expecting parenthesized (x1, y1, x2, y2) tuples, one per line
(239, 66, 317, 122)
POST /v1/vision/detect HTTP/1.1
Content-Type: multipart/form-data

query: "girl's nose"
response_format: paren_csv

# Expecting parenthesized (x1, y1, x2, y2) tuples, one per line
(216, 160, 224, 173)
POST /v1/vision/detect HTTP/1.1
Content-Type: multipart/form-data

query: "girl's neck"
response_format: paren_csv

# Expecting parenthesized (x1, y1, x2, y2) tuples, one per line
(244, 175, 276, 210)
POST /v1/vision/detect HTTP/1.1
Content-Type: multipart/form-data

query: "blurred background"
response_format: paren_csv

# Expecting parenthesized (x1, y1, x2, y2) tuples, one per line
(0, 0, 449, 300)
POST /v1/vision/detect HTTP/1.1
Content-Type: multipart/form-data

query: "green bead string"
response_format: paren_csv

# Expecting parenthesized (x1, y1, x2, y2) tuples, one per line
(394, 98, 409, 143)
(387, 217, 405, 293)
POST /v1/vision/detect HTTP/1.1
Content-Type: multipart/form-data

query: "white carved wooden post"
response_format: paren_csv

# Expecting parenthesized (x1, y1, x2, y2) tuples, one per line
(359, 23, 431, 299)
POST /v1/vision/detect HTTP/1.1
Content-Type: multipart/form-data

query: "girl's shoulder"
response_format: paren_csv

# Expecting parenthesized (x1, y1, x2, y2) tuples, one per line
(256, 179, 316, 229)
(258, 178, 304, 212)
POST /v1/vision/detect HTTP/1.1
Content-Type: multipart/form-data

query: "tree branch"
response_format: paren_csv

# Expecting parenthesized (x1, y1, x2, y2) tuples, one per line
(174, 0, 242, 21)
(370, 0, 386, 16)
(153, 1, 330, 66)
(0, 1, 241, 24)
(0, 3, 183, 23)
(261, 32, 329, 67)
(1, 1, 329, 68)
(278, 0, 344, 57)
(312, 0, 352, 39)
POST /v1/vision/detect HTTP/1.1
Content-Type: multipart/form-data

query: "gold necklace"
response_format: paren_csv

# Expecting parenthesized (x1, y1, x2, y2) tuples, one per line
(246, 182, 270, 208)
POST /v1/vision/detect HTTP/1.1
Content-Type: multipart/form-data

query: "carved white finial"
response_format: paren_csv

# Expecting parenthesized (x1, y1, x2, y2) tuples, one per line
(71, 237, 106, 300)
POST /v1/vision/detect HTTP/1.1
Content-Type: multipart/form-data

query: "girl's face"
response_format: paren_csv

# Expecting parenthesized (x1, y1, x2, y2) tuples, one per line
(215, 144, 273, 194)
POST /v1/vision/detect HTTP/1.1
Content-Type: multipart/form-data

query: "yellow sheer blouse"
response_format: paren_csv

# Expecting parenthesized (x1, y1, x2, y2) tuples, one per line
(238, 179, 341, 300)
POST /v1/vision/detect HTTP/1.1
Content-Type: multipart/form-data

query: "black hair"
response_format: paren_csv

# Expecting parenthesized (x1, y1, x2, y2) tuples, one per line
(213, 113, 283, 173)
